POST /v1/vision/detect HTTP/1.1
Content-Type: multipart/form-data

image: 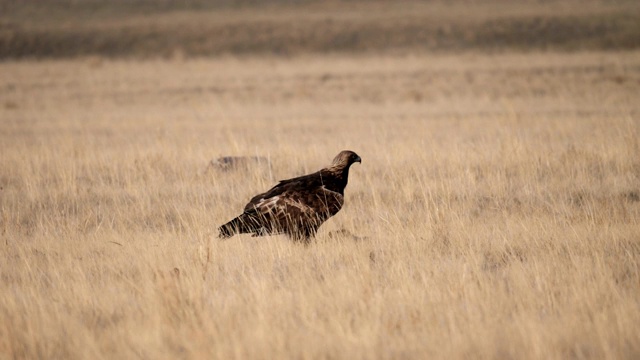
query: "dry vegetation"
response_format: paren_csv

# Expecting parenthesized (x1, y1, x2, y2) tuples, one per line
(1, 1, 640, 359)
(1, 50, 639, 359)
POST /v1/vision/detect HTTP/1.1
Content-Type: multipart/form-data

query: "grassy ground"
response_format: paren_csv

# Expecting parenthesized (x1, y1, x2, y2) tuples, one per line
(1, 50, 639, 358)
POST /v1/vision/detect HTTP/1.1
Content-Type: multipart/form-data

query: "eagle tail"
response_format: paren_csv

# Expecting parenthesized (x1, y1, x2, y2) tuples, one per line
(218, 217, 241, 238)
(218, 214, 258, 239)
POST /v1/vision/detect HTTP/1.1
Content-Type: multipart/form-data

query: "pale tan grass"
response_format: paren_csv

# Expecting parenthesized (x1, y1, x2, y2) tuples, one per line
(1, 51, 639, 359)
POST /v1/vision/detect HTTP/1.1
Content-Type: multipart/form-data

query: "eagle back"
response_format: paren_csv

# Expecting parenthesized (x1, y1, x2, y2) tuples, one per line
(243, 169, 345, 216)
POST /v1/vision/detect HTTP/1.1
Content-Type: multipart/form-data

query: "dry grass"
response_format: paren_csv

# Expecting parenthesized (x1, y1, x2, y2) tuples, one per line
(1, 50, 640, 359)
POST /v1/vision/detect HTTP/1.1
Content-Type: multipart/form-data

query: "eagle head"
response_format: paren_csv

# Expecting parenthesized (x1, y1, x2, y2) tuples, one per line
(331, 150, 362, 169)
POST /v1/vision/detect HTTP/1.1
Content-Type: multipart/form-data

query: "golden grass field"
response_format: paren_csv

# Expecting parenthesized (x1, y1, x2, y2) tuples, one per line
(2, 0, 640, 356)
(1, 49, 639, 359)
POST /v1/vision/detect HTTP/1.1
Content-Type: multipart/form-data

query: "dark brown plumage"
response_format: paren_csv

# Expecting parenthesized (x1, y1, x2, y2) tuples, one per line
(218, 150, 361, 242)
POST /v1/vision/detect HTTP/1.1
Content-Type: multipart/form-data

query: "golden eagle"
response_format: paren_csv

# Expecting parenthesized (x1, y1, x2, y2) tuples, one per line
(218, 150, 361, 242)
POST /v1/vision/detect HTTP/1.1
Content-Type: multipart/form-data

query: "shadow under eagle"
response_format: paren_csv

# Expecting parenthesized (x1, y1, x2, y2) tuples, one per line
(218, 150, 361, 243)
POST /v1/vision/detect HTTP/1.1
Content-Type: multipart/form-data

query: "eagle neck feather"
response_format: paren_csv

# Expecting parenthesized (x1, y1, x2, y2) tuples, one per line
(323, 165, 350, 194)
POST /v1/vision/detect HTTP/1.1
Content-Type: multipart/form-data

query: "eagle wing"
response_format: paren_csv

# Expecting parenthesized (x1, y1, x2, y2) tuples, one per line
(241, 171, 344, 234)
(243, 170, 326, 210)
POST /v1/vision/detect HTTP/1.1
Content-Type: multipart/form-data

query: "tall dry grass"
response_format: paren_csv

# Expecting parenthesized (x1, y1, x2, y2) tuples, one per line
(1, 51, 639, 359)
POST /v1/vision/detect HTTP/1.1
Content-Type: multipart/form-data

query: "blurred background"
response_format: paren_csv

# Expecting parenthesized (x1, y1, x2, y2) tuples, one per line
(2, 0, 639, 59)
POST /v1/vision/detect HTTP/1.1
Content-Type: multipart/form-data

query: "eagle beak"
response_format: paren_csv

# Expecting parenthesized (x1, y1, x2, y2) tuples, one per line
(355, 156, 361, 164)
